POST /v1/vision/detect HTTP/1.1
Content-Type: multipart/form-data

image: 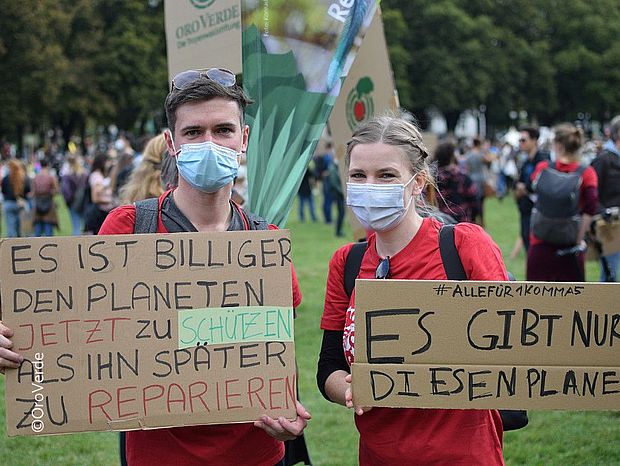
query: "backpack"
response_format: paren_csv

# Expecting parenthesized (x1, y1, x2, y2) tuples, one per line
(531, 162, 586, 246)
(69, 174, 90, 214)
(342, 223, 528, 431)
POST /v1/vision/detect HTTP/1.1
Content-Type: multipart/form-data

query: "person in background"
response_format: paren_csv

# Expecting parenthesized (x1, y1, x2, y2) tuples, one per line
(32, 158, 59, 237)
(526, 124, 598, 281)
(591, 114, 620, 281)
(119, 133, 167, 204)
(514, 127, 550, 251)
(111, 152, 135, 196)
(61, 154, 89, 235)
(1, 159, 30, 237)
(434, 141, 479, 223)
(315, 142, 334, 224)
(327, 158, 345, 236)
(298, 162, 317, 222)
(83, 152, 115, 234)
(317, 114, 506, 465)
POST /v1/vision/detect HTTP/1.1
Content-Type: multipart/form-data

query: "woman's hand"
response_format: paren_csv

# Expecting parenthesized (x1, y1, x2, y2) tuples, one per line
(254, 400, 311, 441)
(0, 321, 23, 374)
(344, 374, 372, 416)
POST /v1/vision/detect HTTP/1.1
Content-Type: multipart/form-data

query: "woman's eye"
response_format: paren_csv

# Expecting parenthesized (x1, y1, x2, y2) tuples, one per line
(349, 173, 365, 179)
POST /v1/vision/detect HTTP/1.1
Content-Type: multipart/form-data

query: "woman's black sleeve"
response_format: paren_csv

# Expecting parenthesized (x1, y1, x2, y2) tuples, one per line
(316, 330, 350, 402)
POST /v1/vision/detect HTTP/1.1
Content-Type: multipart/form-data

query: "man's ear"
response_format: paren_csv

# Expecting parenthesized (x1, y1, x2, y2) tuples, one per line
(241, 124, 249, 154)
(164, 130, 177, 156)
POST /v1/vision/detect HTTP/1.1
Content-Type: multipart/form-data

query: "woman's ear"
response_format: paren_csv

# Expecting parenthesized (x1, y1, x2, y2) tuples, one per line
(412, 170, 427, 196)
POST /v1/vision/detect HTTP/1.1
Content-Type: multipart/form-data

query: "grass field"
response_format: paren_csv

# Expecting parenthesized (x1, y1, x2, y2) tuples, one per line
(0, 196, 618, 465)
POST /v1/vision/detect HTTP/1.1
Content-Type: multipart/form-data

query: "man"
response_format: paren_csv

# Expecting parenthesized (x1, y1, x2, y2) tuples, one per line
(0, 68, 310, 466)
(314, 142, 334, 224)
(591, 115, 620, 281)
(514, 127, 549, 251)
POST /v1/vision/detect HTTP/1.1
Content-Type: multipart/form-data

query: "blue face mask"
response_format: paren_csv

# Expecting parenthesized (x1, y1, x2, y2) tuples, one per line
(175, 141, 239, 193)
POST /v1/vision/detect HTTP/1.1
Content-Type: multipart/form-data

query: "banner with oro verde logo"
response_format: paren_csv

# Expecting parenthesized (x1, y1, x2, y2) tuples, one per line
(164, 0, 243, 79)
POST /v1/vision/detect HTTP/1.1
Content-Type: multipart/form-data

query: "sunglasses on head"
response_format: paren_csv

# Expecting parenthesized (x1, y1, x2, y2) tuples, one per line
(375, 256, 390, 279)
(171, 68, 236, 90)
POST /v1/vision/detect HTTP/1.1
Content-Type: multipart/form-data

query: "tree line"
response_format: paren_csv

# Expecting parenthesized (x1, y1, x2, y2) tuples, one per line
(1, 0, 619, 147)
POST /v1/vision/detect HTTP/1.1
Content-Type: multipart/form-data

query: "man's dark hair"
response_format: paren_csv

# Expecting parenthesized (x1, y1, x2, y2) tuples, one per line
(519, 126, 540, 141)
(434, 141, 456, 168)
(165, 78, 254, 134)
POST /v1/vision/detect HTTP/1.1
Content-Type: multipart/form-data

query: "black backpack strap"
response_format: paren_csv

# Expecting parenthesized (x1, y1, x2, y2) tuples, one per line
(243, 210, 269, 230)
(133, 198, 159, 234)
(344, 241, 368, 298)
(439, 224, 467, 280)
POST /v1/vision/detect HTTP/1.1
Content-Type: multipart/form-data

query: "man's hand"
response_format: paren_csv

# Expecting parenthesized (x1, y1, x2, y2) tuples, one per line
(344, 374, 372, 416)
(514, 182, 527, 199)
(0, 321, 23, 374)
(254, 401, 311, 441)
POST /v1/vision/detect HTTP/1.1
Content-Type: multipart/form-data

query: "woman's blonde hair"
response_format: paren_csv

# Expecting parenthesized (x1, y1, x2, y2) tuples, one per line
(345, 112, 432, 181)
(120, 134, 167, 204)
(554, 123, 583, 155)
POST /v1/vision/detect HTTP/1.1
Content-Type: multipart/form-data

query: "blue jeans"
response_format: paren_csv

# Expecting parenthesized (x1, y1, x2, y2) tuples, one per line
(298, 193, 317, 222)
(600, 252, 620, 282)
(4, 200, 21, 237)
(34, 221, 54, 237)
(69, 208, 84, 235)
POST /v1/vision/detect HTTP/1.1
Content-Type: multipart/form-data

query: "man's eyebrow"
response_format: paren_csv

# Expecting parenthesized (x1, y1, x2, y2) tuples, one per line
(180, 124, 202, 133)
(214, 121, 238, 129)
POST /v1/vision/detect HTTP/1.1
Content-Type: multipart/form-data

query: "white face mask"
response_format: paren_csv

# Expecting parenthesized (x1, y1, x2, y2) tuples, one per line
(346, 176, 416, 231)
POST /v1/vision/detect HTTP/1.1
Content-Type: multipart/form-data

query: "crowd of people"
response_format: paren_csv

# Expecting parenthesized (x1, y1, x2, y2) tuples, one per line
(0, 65, 618, 466)
(0, 130, 177, 238)
(429, 120, 619, 282)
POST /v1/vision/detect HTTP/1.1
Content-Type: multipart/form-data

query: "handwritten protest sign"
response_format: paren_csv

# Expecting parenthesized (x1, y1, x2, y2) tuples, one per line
(352, 279, 620, 410)
(1, 230, 296, 436)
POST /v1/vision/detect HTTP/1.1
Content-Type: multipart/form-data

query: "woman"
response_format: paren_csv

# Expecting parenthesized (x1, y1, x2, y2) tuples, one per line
(61, 154, 89, 235)
(1, 159, 30, 237)
(119, 133, 167, 204)
(32, 158, 59, 237)
(526, 124, 598, 281)
(435, 141, 479, 222)
(317, 114, 507, 465)
(83, 153, 115, 234)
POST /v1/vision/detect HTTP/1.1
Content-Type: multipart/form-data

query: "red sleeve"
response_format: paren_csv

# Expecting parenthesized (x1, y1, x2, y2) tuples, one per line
(320, 243, 355, 331)
(98, 204, 137, 235)
(268, 224, 302, 308)
(454, 223, 508, 281)
(580, 166, 599, 215)
(530, 160, 549, 182)
(581, 166, 598, 189)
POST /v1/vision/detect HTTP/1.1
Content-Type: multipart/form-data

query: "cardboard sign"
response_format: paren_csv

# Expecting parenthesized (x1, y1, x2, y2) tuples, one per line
(1, 230, 296, 436)
(351, 279, 620, 410)
(164, 0, 242, 82)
